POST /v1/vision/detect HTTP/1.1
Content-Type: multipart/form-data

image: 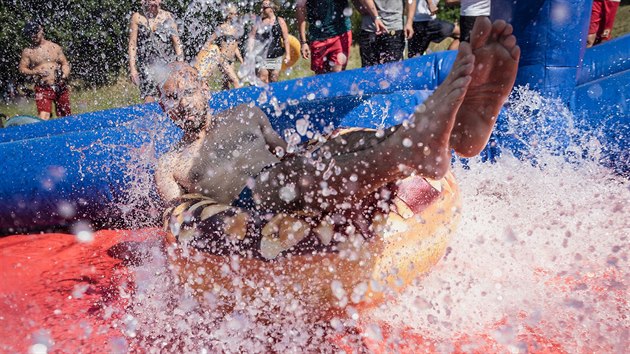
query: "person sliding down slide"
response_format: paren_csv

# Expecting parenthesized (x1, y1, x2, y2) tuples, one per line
(156, 18, 520, 220)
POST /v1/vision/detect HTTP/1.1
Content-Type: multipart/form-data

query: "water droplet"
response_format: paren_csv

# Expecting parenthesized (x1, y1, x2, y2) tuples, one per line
(28, 344, 48, 354)
(57, 201, 76, 218)
(257, 91, 268, 104)
(72, 221, 94, 243)
(296, 118, 309, 136)
(587, 84, 602, 99)
(76, 230, 93, 243)
(331, 280, 345, 300)
(279, 184, 297, 202)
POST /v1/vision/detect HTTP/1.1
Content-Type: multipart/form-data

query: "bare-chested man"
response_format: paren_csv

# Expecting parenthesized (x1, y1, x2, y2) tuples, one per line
(19, 22, 71, 120)
(157, 18, 520, 242)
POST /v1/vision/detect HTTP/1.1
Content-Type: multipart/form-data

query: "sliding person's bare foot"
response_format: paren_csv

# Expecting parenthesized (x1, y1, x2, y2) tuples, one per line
(393, 42, 475, 179)
(450, 17, 521, 157)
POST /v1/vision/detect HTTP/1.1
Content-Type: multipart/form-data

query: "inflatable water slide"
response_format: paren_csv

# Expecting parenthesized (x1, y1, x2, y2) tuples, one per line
(0, 0, 627, 233)
(0, 0, 628, 351)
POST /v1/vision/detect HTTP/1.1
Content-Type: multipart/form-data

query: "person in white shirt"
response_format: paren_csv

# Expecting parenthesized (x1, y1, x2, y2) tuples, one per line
(460, 0, 490, 42)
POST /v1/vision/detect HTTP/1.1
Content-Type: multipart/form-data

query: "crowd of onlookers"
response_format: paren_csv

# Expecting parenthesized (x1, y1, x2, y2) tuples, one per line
(10, 0, 624, 122)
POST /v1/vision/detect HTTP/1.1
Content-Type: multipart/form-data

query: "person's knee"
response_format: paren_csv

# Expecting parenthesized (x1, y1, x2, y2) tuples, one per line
(258, 69, 269, 83)
(331, 65, 343, 73)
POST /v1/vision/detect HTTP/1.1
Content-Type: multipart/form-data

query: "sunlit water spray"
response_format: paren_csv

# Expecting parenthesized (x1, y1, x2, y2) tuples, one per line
(110, 84, 627, 352)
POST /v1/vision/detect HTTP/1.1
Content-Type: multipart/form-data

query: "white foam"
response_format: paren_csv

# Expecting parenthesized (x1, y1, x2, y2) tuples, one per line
(367, 155, 628, 351)
(115, 88, 628, 351)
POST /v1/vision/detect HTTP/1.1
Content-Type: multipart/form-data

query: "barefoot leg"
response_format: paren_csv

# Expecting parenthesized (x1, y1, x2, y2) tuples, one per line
(450, 18, 521, 157)
(251, 45, 475, 213)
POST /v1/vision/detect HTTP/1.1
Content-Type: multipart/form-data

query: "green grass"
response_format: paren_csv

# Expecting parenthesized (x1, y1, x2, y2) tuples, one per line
(2, 5, 629, 121)
(612, 2, 630, 39)
(1, 78, 141, 118)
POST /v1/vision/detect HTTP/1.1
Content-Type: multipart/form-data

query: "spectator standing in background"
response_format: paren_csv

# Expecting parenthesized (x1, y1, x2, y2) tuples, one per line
(355, 0, 417, 67)
(408, 0, 459, 57)
(19, 21, 72, 119)
(587, 0, 621, 47)
(128, 0, 184, 103)
(296, 0, 353, 75)
(250, 0, 291, 84)
(460, 0, 490, 42)
(197, 4, 245, 89)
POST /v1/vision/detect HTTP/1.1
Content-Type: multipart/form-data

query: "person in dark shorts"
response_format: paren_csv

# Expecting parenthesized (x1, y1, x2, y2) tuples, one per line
(297, 0, 353, 74)
(18, 21, 72, 119)
(408, 0, 459, 57)
(356, 0, 417, 67)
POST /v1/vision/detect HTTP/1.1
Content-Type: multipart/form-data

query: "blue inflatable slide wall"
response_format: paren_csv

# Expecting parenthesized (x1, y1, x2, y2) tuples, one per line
(0, 0, 627, 232)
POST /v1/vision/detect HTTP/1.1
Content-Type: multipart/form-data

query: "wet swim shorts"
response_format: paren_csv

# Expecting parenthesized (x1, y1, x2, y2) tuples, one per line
(34, 83, 71, 117)
(163, 193, 345, 261)
(309, 31, 352, 74)
(589, 0, 620, 43)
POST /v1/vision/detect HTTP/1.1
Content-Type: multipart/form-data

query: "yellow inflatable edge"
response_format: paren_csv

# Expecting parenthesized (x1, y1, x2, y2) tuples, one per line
(166, 171, 460, 320)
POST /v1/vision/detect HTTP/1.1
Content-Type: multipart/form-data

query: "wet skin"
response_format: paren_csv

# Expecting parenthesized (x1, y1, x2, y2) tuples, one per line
(156, 18, 520, 216)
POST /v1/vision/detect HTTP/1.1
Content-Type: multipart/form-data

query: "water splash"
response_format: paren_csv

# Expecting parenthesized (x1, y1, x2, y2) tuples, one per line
(112, 88, 628, 351)
(113, 112, 176, 228)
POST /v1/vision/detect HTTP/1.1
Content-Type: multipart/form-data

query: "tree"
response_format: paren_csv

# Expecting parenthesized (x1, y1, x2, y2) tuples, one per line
(0, 0, 457, 96)
(0, 0, 245, 94)
(0, 0, 133, 92)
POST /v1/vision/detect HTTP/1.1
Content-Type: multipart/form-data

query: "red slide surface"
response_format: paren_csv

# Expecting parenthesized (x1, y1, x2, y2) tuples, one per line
(1, 229, 622, 353)
(0, 230, 152, 352)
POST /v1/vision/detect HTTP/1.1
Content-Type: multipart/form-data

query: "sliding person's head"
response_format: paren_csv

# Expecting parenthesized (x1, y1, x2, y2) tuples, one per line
(159, 63, 210, 133)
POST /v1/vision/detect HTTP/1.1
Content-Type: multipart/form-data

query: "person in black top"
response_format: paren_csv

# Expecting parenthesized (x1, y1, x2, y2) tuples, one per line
(128, 0, 183, 103)
(249, 1, 291, 83)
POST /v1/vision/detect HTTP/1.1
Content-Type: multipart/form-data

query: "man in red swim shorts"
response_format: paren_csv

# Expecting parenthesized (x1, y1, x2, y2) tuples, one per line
(297, 0, 353, 74)
(19, 22, 72, 119)
(587, 0, 621, 47)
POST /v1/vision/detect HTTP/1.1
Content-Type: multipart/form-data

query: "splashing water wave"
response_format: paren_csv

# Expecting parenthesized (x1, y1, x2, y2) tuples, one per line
(115, 87, 628, 352)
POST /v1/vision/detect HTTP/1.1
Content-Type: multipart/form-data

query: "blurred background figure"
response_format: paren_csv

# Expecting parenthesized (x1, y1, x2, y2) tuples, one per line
(249, 1, 291, 84)
(196, 3, 244, 89)
(408, 0, 459, 57)
(459, 0, 490, 42)
(128, 0, 184, 103)
(356, 0, 416, 67)
(587, 0, 621, 47)
(19, 21, 72, 119)
(297, 0, 353, 75)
